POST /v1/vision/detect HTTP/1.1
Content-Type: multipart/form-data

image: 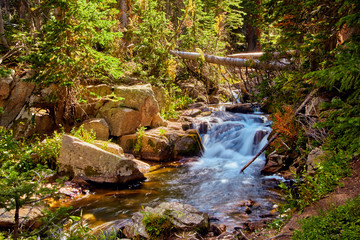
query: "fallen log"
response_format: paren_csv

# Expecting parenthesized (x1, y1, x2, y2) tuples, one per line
(227, 50, 296, 59)
(170, 50, 288, 69)
(240, 89, 318, 173)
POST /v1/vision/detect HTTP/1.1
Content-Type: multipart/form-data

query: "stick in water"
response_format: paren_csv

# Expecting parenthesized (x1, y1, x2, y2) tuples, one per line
(240, 89, 318, 173)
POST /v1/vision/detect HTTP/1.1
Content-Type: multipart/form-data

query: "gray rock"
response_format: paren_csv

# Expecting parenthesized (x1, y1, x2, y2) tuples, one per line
(307, 147, 325, 173)
(58, 134, 145, 184)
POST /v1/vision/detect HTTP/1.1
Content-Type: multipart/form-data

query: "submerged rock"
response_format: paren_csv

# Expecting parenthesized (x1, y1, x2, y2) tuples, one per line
(58, 134, 146, 185)
(123, 202, 210, 239)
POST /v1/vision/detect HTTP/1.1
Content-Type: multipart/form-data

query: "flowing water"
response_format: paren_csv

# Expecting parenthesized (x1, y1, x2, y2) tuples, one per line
(67, 110, 283, 231)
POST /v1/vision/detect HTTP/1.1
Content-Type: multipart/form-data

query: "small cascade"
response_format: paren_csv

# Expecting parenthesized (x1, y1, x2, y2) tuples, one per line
(178, 111, 275, 225)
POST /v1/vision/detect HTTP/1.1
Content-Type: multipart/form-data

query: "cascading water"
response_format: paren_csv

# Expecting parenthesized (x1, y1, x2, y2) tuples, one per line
(178, 111, 277, 225)
(68, 110, 282, 231)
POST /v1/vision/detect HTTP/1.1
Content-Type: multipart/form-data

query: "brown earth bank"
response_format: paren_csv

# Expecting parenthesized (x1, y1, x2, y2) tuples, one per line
(247, 158, 360, 240)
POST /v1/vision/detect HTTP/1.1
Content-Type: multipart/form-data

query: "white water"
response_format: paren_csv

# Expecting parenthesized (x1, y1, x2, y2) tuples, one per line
(176, 111, 275, 224)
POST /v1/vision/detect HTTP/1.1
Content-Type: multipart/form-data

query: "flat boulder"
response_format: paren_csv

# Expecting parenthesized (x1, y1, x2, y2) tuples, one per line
(58, 134, 146, 185)
(93, 140, 124, 156)
(124, 202, 210, 239)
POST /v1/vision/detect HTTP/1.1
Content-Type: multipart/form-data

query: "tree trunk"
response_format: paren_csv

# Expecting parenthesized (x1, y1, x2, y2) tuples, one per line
(14, 197, 20, 240)
(0, 9, 9, 48)
(33, 0, 42, 32)
(246, 23, 259, 52)
(166, 0, 170, 19)
(119, 0, 128, 28)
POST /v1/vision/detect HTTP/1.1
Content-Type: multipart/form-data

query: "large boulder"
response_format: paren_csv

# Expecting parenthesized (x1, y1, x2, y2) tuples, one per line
(87, 84, 166, 137)
(0, 74, 13, 101)
(119, 124, 204, 161)
(93, 140, 124, 156)
(123, 202, 210, 239)
(58, 134, 146, 184)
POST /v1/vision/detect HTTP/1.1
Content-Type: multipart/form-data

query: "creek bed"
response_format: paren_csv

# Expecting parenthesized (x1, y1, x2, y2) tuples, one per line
(68, 111, 284, 231)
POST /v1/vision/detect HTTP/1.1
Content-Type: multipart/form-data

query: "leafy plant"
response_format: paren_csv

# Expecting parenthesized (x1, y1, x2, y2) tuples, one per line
(158, 128, 167, 138)
(70, 125, 96, 144)
(0, 67, 11, 77)
(134, 126, 146, 154)
(269, 105, 299, 153)
(268, 218, 286, 232)
(0, 127, 68, 239)
(32, 131, 63, 169)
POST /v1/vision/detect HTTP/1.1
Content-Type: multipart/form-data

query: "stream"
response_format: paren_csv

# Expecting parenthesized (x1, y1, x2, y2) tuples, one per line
(67, 110, 283, 232)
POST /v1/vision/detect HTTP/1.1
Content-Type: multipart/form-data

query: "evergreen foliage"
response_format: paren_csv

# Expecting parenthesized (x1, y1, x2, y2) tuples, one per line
(25, 0, 123, 86)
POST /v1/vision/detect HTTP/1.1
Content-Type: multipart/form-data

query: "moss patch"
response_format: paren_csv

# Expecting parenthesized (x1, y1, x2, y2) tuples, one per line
(84, 166, 100, 176)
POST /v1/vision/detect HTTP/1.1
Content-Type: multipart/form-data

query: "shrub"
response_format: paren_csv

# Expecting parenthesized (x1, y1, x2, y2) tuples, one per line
(142, 211, 174, 239)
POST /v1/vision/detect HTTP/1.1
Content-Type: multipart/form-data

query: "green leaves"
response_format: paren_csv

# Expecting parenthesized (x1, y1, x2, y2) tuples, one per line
(27, 0, 123, 86)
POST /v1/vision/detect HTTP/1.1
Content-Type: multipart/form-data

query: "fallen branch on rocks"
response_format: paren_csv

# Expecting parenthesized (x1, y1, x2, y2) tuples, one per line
(240, 89, 318, 173)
